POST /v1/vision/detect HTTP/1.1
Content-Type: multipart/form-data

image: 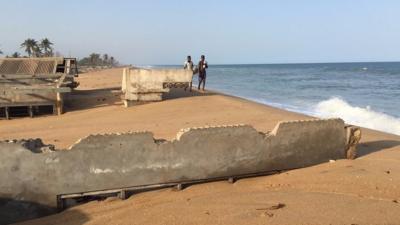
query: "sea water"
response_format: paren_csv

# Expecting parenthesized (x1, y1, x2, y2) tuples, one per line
(155, 62, 400, 135)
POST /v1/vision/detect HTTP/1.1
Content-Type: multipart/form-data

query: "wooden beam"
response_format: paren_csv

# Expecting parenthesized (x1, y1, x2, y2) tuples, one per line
(52, 60, 58, 74)
(0, 73, 64, 79)
(56, 73, 67, 87)
(28, 105, 33, 118)
(1, 102, 55, 107)
(55, 74, 67, 115)
(0, 57, 64, 62)
(55, 92, 63, 115)
(5, 107, 9, 120)
(3, 86, 71, 93)
(119, 190, 127, 200)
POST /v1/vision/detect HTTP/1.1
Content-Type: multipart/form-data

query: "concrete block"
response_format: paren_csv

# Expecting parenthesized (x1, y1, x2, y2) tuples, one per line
(0, 118, 354, 224)
(122, 67, 193, 103)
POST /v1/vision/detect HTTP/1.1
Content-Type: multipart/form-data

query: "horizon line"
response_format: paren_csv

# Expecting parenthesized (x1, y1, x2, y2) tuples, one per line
(142, 60, 400, 67)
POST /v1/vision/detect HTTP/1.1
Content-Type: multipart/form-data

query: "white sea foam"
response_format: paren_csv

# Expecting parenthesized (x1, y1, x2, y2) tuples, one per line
(314, 97, 400, 135)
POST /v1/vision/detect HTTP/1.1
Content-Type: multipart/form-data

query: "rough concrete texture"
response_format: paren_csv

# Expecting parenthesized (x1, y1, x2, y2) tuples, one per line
(0, 118, 349, 224)
(3, 139, 55, 153)
(122, 67, 193, 103)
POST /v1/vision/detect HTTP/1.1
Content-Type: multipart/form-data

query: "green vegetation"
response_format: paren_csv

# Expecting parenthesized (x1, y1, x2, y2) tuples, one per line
(20, 38, 54, 57)
(0, 38, 54, 58)
(20, 39, 39, 57)
(78, 53, 119, 67)
(2, 40, 119, 67)
(39, 38, 54, 57)
(11, 52, 21, 58)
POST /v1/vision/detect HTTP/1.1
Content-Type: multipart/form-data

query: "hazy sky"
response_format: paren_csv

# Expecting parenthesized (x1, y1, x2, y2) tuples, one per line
(1, 0, 399, 65)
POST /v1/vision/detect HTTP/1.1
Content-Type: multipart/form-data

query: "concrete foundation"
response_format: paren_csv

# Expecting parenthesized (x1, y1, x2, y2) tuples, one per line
(0, 118, 358, 224)
(122, 67, 194, 104)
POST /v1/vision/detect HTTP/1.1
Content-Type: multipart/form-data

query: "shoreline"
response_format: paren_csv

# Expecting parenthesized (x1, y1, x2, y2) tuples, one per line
(199, 88, 400, 138)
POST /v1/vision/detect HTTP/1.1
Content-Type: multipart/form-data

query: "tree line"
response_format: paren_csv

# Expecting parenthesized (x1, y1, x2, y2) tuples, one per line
(78, 53, 119, 67)
(1, 40, 119, 67)
(0, 38, 54, 58)
(21, 38, 54, 57)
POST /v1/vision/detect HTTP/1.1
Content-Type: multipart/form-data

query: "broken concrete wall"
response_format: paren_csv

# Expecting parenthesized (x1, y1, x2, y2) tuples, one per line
(0, 118, 347, 224)
(122, 67, 193, 104)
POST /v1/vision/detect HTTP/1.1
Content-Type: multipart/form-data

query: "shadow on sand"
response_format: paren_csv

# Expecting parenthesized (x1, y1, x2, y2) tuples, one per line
(0, 198, 89, 225)
(0, 87, 215, 119)
(64, 87, 215, 112)
(162, 88, 215, 100)
(357, 140, 400, 157)
(64, 87, 123, 111)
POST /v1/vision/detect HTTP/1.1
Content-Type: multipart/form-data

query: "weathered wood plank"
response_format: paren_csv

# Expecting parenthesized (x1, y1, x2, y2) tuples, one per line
(0, 73, 64, 79)
(1, 86, 71, 93)
(0, 102, 55, 107)
(5, 107, 9, 120)
(28, 105, 33, 118)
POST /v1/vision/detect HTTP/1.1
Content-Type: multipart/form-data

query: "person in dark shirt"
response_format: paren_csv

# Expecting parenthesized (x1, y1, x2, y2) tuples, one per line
(198, 55, 208, 91)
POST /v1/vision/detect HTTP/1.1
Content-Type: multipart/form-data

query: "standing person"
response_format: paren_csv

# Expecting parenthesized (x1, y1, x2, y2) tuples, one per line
(198, 55, 208, 91)
(184, 55, 194, 91)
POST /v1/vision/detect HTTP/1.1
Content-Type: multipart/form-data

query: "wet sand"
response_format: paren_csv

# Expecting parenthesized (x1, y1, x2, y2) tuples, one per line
(2, 68, 399, 225)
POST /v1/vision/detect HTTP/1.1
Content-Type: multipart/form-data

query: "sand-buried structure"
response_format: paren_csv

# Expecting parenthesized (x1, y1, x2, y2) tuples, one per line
(122, 67, 194, 105)
(0, 57, 79, 119)
(0, 118, 360, 224)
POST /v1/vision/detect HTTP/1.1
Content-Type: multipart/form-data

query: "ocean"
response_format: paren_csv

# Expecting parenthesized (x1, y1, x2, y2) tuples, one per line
(153, 62, 400, 135)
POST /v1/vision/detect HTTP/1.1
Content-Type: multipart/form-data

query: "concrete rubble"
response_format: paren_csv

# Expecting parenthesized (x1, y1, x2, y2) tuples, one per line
(122, 67, 194, 105)
(0, 118, 360, 224)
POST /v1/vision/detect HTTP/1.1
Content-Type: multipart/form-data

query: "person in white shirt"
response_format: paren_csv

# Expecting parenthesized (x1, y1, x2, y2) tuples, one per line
(184, 55, 194, 91)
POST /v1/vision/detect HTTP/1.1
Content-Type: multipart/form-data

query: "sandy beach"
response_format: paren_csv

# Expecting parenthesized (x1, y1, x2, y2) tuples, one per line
(2, 68, 399, 225)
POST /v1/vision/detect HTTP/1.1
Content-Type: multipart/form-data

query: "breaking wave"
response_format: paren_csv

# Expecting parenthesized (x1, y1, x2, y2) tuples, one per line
(314, 97, 400, 135)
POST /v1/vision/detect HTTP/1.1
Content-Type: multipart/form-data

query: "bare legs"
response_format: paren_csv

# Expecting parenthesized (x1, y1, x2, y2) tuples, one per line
(198, 76, 206, 91)
(184, 82, 192, 92)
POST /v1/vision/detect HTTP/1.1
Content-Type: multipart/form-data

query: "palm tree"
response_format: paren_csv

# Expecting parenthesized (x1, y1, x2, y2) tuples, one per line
(103, 54, 109, 65)
(40, 38, 54, 57)
(89, 53, 101, 66)
(11, 52, 21, 58)
(21, 39, 38, 57)
(110, 56, 115, 66)
(33, 45, 42, 57)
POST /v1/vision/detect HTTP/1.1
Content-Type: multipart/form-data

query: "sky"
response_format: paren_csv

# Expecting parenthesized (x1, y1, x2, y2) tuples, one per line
(0, 0, 399, 65)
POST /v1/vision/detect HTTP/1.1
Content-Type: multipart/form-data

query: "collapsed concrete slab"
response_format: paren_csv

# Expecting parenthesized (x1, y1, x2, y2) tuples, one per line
(0, 118, 360, 224)
(122, 67, 194, 106)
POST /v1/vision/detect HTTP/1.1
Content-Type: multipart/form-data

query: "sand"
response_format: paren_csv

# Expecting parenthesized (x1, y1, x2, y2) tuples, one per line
(2, 68, 399, 225)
